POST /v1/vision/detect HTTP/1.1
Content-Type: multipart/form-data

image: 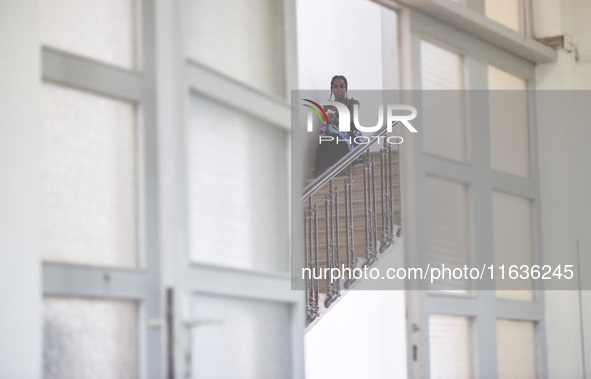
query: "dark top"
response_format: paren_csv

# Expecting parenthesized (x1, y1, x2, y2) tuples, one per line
(314, 97, 362, 177)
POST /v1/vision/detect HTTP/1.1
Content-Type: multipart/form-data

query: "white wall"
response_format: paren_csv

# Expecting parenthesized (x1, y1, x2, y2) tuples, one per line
(0, 0, 42, 377)
(305, 243, 407, 379)
(305, 290, 408, 379)
(296, 0, 389, 90)
(535, 1, 591, 377)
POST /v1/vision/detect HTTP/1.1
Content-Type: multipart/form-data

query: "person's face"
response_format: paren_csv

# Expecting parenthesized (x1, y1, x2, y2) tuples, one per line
(331, 78, 346, 98)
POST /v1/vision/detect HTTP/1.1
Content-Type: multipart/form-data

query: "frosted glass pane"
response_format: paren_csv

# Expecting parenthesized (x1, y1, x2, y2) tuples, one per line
(421, 40, 467, 162)
(426, 177, 471, 293)
(489, 66, 529, 177)
(191, 295, 291, 379)
(41, 83, 137, 268)
(43, 297, 137, 379)
(485, 0, 522, 32)
(488, 66, 527, 91)
(497, 319, 537, 379)
(493, 191, 533, 300)
(421, 40, 464, 90)
(188, 95, 288, 271)
(40, 0, 135, 69)
(184, 0, 285, 96)
(429, 315, 473, 379)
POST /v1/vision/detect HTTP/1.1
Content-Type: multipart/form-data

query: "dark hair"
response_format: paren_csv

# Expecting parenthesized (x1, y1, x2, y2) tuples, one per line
(329, 75, 348, 100)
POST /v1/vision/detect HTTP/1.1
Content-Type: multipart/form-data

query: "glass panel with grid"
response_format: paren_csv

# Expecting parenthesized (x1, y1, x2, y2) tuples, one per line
(426, 176, 472, 293)
(421, 40, 468, 162)
(488, 66, 530, 178)
(429, 315, 473, 378)
(190, 294, 292, 379)
(183, 0, 285, 96)
(493, 191, 534, 300)
(41, 82, 137, 268)
(485, 0, 523, 33)
(40, 0, 136, 68)
(188, 95, 289, 272)
(43, 297, 138, 379)
(497, 319, 537, 379)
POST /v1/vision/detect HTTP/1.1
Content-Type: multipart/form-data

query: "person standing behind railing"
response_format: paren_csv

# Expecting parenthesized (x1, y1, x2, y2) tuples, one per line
(314, 75, 363, 177)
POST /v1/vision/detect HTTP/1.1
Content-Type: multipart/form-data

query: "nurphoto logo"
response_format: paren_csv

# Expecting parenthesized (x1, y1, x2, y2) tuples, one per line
(302, 99, 418, 133)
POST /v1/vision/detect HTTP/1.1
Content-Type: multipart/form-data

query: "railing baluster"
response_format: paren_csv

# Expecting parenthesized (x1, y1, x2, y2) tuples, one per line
(363, 156, 369, 262)
(380, 144, 395, 253)
(324, 180, 340, 308)
(364, 150, 378, 267)
(381, 146, 386, 247)
(344, 171, 356, 289)
(305, 198, 319, 326)
(394, 148, 402, 236)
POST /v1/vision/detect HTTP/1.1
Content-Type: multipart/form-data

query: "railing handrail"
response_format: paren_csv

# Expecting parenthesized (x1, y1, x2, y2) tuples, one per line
(301, 122, 398, 201)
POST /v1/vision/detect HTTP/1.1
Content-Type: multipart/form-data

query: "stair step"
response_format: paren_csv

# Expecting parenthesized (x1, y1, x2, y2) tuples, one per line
(304, 172, 399, 189)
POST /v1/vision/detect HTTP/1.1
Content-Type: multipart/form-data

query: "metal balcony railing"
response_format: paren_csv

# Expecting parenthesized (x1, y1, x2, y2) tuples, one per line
(303, 124, 402, 327)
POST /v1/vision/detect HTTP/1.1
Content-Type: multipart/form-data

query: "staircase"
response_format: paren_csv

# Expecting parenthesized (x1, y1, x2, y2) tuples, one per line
(303, 138, 402, 330)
